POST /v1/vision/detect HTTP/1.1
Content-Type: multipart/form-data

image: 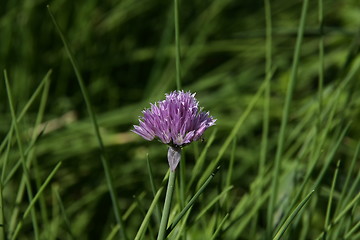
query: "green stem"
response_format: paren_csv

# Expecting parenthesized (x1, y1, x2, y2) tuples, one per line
(157, 170, 176, 240)
(174, 0, 181, 90)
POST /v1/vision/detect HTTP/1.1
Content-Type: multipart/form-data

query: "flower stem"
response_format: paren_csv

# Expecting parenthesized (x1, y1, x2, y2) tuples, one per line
(157, 169, 176, 240)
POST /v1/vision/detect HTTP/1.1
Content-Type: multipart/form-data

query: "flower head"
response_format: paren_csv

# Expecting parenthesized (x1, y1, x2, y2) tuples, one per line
(133, 90, 216, 148)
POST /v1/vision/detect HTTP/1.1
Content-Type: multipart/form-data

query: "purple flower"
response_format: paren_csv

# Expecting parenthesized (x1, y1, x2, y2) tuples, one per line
(132, 90, 216, 171)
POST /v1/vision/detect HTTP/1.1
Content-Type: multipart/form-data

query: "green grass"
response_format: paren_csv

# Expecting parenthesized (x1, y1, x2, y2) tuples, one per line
(1, 0, 360, 239)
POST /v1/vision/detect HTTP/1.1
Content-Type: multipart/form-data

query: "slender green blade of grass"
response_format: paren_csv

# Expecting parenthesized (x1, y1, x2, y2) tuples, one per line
(224, 188, 271, 237)
(174, 0, 181, 90)
(223, 137, 235, 211)
(315, 190, 360, 240)
(0, 175, 5, 240)
(267, 0, 309, 236)
(344, 219, 360, 239)
(1, 123, 13, 184)
(324, 160, 340, 232)
(3, 128, 46, 186)
(134, 186, 165, 240)
(31, 72, 51, 239)
(168, 210, 191, 240)
(198, 81, 266, 188)
(106, 225, 121, 240)
(4, 70, 40, 240)
(335, 142, 360, 214)
(189, 128, 217, 189)
(317, 0, 324, 121)
(275, 122, 350, 237)
(11, 161, 62, 240)
(209, 213, 229, 240)
(134, 195, 156, 240)
(254, 0, 272, 231)
(147, 155, 161, 225)
(0, 70, 52, 156)
(333, 191, 360, 225)
(47, 6, 128, 240)
(195, 185, 233, 222)
(312, 123, 350, 190)
(167, 166, 220, 236)
(272, 190, 314, 240)
(54, 187, 75, 240)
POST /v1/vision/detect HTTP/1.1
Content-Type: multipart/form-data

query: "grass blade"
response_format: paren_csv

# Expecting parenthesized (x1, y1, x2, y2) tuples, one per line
(11, 161, 62, 240)
(174, 0, 181, 90)
(324, 160, 341, 232)
(210, 213, 229, 240)
(4, 70, 40, 239)
(47, 6, 128, 240)
(198, 81, 266, 188)
(267, 0, 309, 235)
(166, 166, 220, 236)
(272, 190, 314, 240)
(147, 155, 161, 225)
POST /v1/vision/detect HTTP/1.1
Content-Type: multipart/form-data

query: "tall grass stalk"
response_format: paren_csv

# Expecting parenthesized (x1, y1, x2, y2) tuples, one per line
(47, 6, 128, 240)
(4, 71, 40, 240)
(267, 0, 309, 236)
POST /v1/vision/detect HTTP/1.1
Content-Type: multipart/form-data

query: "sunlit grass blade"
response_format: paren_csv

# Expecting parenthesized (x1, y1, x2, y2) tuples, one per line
(272, 190, 314, 240)
(47, 6, 128, 240)
(10, 161, 62, 240)
(267, 0, 309, 235)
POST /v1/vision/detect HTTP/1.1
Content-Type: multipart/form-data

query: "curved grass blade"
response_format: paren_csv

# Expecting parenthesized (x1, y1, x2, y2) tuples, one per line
(11, 161, 62, 240)
(267, 0, 309, 235)
(195, 185, 233, 222)
(272, 190, 314, 240)
(209, 213, 229, 240)
(147, 155, 161, 225)
(134, 185, 165, 240)
(54, 187, 75, 240)
(47, 6, 128, 240)
(0, 70, 52, 156)
(166, 166, 220, 236)
(198, 81, 266, 189)
(4, 70, 40, 239)
(324, 160, 341, 231)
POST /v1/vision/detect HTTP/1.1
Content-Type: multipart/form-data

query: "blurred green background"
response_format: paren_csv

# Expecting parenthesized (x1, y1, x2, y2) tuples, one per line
(1, 0, 360, 239)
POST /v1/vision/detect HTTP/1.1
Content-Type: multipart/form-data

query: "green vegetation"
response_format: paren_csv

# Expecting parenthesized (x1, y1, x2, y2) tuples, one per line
(1, 0, 360, 239)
